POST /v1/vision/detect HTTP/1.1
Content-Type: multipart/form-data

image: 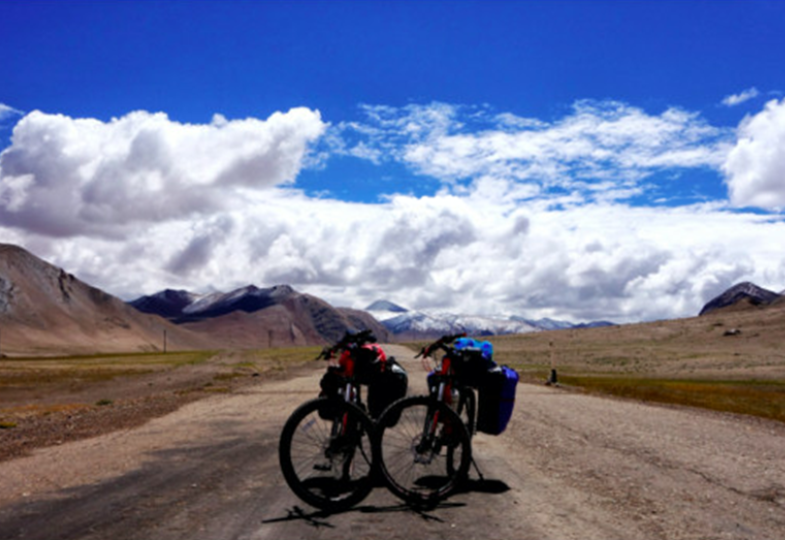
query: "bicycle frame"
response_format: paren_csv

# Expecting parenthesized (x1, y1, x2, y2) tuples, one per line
(429, 353, 477, 437)
(279, 329, 383, 511)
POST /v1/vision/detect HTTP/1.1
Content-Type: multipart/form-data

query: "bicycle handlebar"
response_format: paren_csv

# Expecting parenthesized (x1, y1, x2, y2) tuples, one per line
(315, 329, 378, 360)
(415, 333, 467, 358)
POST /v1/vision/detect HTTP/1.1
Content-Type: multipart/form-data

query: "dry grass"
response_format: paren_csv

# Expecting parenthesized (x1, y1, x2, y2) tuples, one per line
(484, 304, 785, 423)
(557, 376, 785, 423)
(0, 351, 216, 392)
(0, 347, 319, 424)
(0, 346, 322, 460)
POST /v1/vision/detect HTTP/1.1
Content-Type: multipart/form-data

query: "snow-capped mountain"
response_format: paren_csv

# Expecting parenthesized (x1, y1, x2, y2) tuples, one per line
(366, 301, 539, 338)
(367, 299, 615, 338)
(364, 299, 409, 324)
(130, 285, 297, 322)
(386, 311, 539, 336)
(511, 316, 575, 331)
(511, 316, 615, 330)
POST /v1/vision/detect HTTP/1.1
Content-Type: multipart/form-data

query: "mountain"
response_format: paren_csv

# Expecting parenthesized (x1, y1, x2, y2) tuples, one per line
(572, 320, 616, 329)
(381, 310, 540, 339)
(131, 285, 296, 323)
(366, 300, 540, 339)
(128, 289, 201, 320)
(367, 299, 616, 339)
(699, 282, 783, 316)
(511, 316, 574, 331)
(365, 299, 408, 315)
(130, 285, 389, 348)
(0, 244, 208, 356)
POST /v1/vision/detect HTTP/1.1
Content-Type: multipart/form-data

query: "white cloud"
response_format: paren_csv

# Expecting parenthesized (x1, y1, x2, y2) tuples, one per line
(2, 102, 785, 324)
(723, 98, 785, 210)
(0, 108, 326, 237)
(338, 101, 732, 200)
(4, 181, 784, 325)
(722, 87, 760, 107)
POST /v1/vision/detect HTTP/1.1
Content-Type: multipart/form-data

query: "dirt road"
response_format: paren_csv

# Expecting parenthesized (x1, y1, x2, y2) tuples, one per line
(1, 345, 784, 540)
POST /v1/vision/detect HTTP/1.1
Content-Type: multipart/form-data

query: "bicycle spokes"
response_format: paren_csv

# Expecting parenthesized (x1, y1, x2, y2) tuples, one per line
(279, 398, 376, 511)
(377, 396, 471, 507)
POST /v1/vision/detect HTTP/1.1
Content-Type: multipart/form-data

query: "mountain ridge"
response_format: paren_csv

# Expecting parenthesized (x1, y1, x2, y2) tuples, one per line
(366, 299, 616, 338)
(0, 243, 209, 355)
(699, 282, 783, 316)
(129, 284, 389, 348)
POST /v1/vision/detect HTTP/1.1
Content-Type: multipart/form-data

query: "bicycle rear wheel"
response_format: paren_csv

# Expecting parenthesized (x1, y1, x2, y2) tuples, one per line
(279, 397, 376, 512)
(376, 396, 471, 508)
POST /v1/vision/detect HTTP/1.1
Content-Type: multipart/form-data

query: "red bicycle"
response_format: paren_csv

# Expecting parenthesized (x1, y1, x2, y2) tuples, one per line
(375, 333, 518, 508)
(278, 330, 406, 511)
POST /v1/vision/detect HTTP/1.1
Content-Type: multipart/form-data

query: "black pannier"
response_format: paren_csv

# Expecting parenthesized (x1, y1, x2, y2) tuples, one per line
(318, 358, 408, 420)
(317, 367, 346, 419)
(367, 358, 408, 419)
(452, 348, 497, 386)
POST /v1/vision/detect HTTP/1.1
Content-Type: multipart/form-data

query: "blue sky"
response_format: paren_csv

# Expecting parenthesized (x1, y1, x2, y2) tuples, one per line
(2, 0, 785, 323)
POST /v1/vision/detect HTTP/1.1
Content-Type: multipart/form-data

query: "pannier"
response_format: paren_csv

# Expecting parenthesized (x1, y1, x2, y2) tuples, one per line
(352, 343, 387, 384)
(318, 352, 408, 420)
(367, 358, 408, 419)
(476, 365, 519, 435)
(318, 367, 346, 419)
(451, 338, 497, 385)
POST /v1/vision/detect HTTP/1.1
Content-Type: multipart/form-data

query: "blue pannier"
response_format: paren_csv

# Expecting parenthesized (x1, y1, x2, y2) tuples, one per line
(476, 365, 519, 435)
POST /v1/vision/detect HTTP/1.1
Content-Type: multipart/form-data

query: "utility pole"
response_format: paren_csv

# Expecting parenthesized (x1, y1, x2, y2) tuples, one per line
(163, 329, 167, 353)
(546, 340, 558, 385)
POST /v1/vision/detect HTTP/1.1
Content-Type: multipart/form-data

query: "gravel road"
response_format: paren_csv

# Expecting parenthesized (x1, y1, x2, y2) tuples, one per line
(1, 345, 784, 540)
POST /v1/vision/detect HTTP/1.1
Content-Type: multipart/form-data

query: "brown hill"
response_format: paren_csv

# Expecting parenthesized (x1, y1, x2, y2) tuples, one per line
(698, 282, 782, 316)
(131, 285, 390, 349)
(0, 244, 208, 356)
(0, 243, 389, 355)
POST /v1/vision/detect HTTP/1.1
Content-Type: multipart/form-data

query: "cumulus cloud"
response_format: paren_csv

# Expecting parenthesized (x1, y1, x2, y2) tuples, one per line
(7, 186, 783, 324)
(0, 108, 326, 237)
(723, 98, 785, 210)
(722, 87, 760, 107)
(3, 101, 785, 324)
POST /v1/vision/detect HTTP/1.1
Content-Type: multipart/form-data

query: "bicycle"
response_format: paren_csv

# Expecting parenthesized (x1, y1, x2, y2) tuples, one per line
(375, 333, 515, 508)
(278, 330, 383, 511)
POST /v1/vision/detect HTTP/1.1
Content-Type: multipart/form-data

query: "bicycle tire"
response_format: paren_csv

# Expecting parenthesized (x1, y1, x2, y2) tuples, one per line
(279, 397, 376, 511)
(376, 396, 471, 508)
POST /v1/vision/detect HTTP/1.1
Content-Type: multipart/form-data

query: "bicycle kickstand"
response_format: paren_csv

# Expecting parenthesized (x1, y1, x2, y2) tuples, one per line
(470, 456, 485, 482)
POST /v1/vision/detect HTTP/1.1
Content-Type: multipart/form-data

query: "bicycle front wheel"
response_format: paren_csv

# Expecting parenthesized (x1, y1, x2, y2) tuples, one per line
(279, 397, 376, 512)
(376, 396, 471, 508)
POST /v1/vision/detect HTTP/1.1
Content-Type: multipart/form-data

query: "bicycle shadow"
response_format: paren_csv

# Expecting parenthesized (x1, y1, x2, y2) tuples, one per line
(263, 477, 510, 528)
(262, 501, 464, 528)
(458, 476, 511, 495)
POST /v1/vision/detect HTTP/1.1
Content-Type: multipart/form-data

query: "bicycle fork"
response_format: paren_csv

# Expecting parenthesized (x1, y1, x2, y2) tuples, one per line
(413, 381, 449, 463)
